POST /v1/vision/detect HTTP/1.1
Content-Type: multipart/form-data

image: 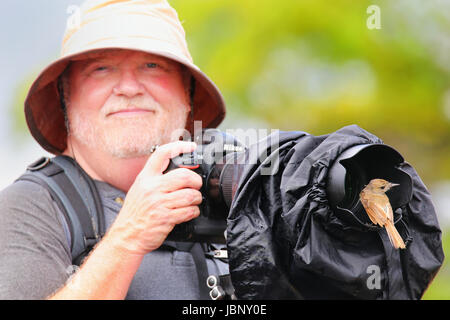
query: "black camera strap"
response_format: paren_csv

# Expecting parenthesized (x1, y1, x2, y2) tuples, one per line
(190, 243, 211, 300)
(16, 156, 104, 265)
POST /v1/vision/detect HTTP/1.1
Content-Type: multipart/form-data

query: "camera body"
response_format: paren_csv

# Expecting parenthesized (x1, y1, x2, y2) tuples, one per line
(165, 129, 246, 243)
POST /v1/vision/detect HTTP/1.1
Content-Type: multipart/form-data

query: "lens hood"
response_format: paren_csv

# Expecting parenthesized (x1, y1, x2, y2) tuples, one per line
(326, 144, 413, 228)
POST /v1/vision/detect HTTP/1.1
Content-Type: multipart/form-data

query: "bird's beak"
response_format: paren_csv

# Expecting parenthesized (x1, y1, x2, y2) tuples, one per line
(389, 183, 400, 188)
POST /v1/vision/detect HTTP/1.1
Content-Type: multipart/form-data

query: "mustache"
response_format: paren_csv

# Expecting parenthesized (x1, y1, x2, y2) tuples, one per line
(101, 96, 160, 116)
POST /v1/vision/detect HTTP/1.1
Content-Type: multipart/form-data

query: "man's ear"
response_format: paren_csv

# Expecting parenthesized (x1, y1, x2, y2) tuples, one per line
(180, 65, 194, 108)
(179, 64, 197, 135)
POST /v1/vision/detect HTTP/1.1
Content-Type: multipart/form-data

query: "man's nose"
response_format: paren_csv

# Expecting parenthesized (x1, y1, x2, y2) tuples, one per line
(112, 70, 145, 97)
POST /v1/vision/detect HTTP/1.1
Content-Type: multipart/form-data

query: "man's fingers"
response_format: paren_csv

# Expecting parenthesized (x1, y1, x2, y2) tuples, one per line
(160, 168, 203, 192)
(169, 205, 201, 225)
(162, 188, 203, 209)
(143, 141, 197, 176)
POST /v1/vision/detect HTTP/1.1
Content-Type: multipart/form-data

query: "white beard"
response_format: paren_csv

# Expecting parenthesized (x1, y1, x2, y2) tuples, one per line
(67, 97, 189, 159)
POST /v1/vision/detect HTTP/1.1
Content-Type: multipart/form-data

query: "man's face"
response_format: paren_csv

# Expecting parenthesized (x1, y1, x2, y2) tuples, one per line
(65, 49, 190, 159)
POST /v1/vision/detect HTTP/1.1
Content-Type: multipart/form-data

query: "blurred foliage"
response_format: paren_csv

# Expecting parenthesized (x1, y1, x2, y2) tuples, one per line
(169, 0, 450, 186)
(10, 73, 37, 143)
(9, 0, 450, 299)
(423, 230, 450, 299)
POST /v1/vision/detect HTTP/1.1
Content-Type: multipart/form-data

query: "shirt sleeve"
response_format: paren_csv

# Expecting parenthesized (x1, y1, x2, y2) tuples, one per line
(0, 180, 72, 299)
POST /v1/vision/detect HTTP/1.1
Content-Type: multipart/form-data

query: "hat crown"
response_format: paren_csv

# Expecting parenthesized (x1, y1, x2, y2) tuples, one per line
(62, 0, 192, 62)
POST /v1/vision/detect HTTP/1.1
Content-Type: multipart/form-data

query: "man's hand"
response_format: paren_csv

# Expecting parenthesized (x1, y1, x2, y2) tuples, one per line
(106, 141, 203, 255)
(49, 141, 202, 300)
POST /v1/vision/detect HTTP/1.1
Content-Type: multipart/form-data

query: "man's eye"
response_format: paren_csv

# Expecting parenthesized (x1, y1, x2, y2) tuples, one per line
(94, 66, 109, 72)
(146, 63, 159, 68)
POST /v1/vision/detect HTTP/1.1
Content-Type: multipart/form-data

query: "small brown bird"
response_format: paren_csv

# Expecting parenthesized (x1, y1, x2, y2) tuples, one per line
(359, 179, 406, 249)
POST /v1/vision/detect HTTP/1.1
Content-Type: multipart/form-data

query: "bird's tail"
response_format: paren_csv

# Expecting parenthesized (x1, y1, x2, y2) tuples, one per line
(385, 221, 406, 249)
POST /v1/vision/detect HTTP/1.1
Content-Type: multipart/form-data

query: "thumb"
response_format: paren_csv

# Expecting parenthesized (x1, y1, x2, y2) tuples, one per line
(142, 141, 197, 176)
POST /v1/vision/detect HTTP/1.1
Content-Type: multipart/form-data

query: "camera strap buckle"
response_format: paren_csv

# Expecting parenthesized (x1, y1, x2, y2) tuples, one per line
(213, 249, 228, 259)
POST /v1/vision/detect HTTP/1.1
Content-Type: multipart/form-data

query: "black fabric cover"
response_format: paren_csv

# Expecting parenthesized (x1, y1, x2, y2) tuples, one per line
(226, 125, 444, 300)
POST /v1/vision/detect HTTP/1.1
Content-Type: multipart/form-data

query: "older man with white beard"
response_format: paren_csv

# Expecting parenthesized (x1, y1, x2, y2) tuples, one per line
(0, 0, 226, 300)
(61, 49, 194, 192)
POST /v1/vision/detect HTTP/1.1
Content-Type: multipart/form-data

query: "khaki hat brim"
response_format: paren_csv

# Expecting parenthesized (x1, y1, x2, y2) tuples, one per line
(24, 46, 226, 154)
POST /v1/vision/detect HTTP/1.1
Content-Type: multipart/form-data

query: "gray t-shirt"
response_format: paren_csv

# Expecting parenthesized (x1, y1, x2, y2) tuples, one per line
(0, 177, 228, 300)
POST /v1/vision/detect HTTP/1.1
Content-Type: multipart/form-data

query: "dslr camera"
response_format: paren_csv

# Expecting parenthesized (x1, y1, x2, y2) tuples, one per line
(165, 129, 246, 243)
(165, 129, 413, 243)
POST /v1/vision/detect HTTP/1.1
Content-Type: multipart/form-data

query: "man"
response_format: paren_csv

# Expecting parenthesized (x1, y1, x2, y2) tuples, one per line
(0, 0, 226, 299)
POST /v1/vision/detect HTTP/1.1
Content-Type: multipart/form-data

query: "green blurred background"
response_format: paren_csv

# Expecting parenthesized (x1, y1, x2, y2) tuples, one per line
(6, 0, 450, 299)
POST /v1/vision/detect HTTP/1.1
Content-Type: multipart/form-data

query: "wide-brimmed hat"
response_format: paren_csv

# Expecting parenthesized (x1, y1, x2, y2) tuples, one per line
(24, 0, 226, 155)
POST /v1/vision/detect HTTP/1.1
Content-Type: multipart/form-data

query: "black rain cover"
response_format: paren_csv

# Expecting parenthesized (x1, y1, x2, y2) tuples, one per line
(226, 125, 444, 299)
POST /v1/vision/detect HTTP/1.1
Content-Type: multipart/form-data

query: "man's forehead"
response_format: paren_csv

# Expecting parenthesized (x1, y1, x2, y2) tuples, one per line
(71, 49, 171, 63)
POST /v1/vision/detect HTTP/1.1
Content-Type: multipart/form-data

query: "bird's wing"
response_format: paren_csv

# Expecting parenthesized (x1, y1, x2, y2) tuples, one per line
(360, 193, 392, 226)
